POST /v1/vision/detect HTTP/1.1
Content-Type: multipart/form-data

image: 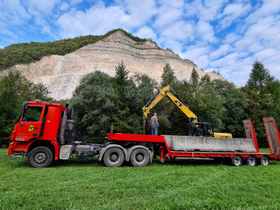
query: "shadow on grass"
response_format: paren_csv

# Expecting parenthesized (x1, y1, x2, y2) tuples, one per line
(52, 157, 229, 168)
(7, 155, 280, 169)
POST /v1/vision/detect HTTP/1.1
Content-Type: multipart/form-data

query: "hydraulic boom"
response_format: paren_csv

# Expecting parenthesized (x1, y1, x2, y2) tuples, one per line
(143, 85, 232, 139)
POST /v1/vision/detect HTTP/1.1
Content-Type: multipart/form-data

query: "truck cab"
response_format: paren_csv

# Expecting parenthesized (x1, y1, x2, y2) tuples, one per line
(8, 101, 64, 167)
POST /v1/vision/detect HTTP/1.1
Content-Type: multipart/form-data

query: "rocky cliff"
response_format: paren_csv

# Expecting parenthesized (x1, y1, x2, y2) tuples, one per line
(5, 30, 223, 100)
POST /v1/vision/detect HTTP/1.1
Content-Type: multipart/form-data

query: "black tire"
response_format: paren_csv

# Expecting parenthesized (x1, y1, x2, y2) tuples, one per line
(130, 148, 150, 167)
(28, 146, 53, 168)
(260, 156, 270, 166)
(232, 156, 242, 166)
(103, 147, 125, 167)
(247, 157, 257, 166)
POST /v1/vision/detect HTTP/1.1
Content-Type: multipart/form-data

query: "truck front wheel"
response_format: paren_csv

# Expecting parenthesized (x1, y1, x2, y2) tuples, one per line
(28, 146, 53, 168)
(103, 147, 125, 167)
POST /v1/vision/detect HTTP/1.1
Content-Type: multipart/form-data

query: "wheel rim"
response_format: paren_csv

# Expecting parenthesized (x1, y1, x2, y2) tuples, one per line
(262, 158, 269, 166)
(136, 153, 145, 162)
(233, 158, 241, 166)
(248, 158, 256, 166)
(34, 152, 47, 164)
(110, 153, 119, 162)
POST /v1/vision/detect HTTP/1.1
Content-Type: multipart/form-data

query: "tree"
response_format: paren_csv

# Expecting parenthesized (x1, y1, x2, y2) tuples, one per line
(0, 71, 49, 138)
(161, 64, 177, 87)
(247, 62, 273, 90)
(245, 62, 276, 145)
(71, 64, 156, 140)
(71, 71, 118, 139)
(211, 80, 248, 136)
(190, 68, 199, 88)
(114, 61, 129, 88)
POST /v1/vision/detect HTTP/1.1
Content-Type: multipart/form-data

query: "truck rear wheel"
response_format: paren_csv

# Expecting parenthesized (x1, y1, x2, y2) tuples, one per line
(130, 148, 150, 167)
(232, 156, 242, 166)
(28, 146, 53, 168)
(103, 147, 125, 167)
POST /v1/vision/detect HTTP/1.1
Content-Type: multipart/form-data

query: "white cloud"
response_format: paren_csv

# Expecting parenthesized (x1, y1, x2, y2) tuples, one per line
(161, 20, 193, 41)
(196, 20, 215, 42)
(26, 0, 59, 15)
(218, 2, 252, 29)
(118, 0, 157, 27)
(186, 0, 225, 21)
(182, 46, 210, 68)
(60, 2, 70, 11)
(210, 44, 232, 60)
(247, 0, 280, 24)
(136, 26, 157, 40)
(0, 0, 30, 26)
(153, 0, 183, 29)
(57, 0, 157, 37)
(57, 3, 128, 37)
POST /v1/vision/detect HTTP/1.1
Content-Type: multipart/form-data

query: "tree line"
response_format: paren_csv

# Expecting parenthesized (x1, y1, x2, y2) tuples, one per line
(0, 61, 279, 146)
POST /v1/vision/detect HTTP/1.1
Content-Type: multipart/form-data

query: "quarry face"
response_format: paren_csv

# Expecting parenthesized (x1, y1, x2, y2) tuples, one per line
(6, 30, 223, 100)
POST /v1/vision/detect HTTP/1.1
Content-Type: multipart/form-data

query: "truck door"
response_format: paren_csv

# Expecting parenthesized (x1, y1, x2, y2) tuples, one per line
(16, 105, 45, 141)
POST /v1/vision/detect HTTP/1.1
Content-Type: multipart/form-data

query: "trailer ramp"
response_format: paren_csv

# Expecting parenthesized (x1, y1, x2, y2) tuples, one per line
(263, 117, 280, 158)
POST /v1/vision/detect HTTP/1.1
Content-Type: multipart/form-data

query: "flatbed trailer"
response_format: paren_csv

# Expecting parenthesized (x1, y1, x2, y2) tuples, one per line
(106, 117, 280, 166)
(7, 101, 280, 167)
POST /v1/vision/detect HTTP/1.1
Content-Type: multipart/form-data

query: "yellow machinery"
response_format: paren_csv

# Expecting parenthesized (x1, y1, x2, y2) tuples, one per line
(143, 85, 232, 139)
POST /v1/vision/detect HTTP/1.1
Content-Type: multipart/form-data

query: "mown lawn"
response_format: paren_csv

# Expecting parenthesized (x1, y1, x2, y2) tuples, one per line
(0, 148, 280, 210)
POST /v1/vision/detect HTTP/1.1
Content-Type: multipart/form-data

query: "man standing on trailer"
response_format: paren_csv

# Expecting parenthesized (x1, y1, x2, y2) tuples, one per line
(150, 112, 159, 135)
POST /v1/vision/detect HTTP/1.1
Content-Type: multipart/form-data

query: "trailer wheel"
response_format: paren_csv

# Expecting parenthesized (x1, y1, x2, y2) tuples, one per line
(232, 156, 242, 166)
(28, 146, 53, 168)
(260, 156, 270, 166)
(103, 147, 125, 167)
(247, 157, 257, 166)
(130, 148, 150, 167)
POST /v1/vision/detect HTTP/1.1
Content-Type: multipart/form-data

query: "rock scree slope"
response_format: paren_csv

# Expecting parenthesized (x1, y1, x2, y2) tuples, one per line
(3, 29, 223, 100)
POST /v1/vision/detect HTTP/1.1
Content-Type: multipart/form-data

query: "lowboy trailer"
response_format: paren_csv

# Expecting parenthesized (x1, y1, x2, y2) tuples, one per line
(7, 101, 280, 167)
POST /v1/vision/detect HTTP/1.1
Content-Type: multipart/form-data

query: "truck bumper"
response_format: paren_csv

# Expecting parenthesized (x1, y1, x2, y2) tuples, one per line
(7, 141, 29, 157)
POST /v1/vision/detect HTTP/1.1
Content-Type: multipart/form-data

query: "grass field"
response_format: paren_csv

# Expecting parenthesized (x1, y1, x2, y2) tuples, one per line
(1, 149, 280, 210)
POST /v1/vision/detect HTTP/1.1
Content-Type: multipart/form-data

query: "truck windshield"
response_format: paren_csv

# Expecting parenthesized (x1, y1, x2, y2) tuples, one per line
(22, 106, 43, 122)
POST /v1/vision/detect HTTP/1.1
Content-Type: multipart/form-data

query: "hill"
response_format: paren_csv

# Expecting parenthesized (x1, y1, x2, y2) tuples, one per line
(1, 29, 223, 99)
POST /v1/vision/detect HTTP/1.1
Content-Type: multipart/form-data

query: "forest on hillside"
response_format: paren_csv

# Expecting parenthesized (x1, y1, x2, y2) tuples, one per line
(0, 61, 279, 147)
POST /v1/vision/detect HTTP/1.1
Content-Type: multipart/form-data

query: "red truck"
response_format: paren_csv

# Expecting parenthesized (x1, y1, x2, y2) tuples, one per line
(7, 100, 280, 167)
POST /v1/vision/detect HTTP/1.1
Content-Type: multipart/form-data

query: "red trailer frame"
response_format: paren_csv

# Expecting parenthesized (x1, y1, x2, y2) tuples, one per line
(108, 118, 280, 164)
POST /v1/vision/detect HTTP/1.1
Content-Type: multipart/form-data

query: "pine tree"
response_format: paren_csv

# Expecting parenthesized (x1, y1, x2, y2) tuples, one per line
(114, 62, 129, 89)
(247, 62, 273, 90)
(161, 64, 177, 87)
(190, 68, 199, 87)
(245, 61, 275, 146)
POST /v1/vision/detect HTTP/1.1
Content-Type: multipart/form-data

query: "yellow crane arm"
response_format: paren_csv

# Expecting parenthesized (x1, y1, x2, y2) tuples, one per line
(143, 85, 198, 122)
(143, 92, 165, 118)
(165, 91, 198, 122)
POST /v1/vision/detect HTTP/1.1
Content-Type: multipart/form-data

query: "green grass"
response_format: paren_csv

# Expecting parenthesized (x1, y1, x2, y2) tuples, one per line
(0, 149, 280, 210)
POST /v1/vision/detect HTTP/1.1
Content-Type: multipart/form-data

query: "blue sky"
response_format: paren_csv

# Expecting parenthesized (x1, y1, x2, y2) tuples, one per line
(1, 0, 280, 85)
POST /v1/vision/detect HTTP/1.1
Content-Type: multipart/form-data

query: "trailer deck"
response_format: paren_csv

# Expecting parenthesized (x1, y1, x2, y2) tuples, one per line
(107, 117, 280, 165)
